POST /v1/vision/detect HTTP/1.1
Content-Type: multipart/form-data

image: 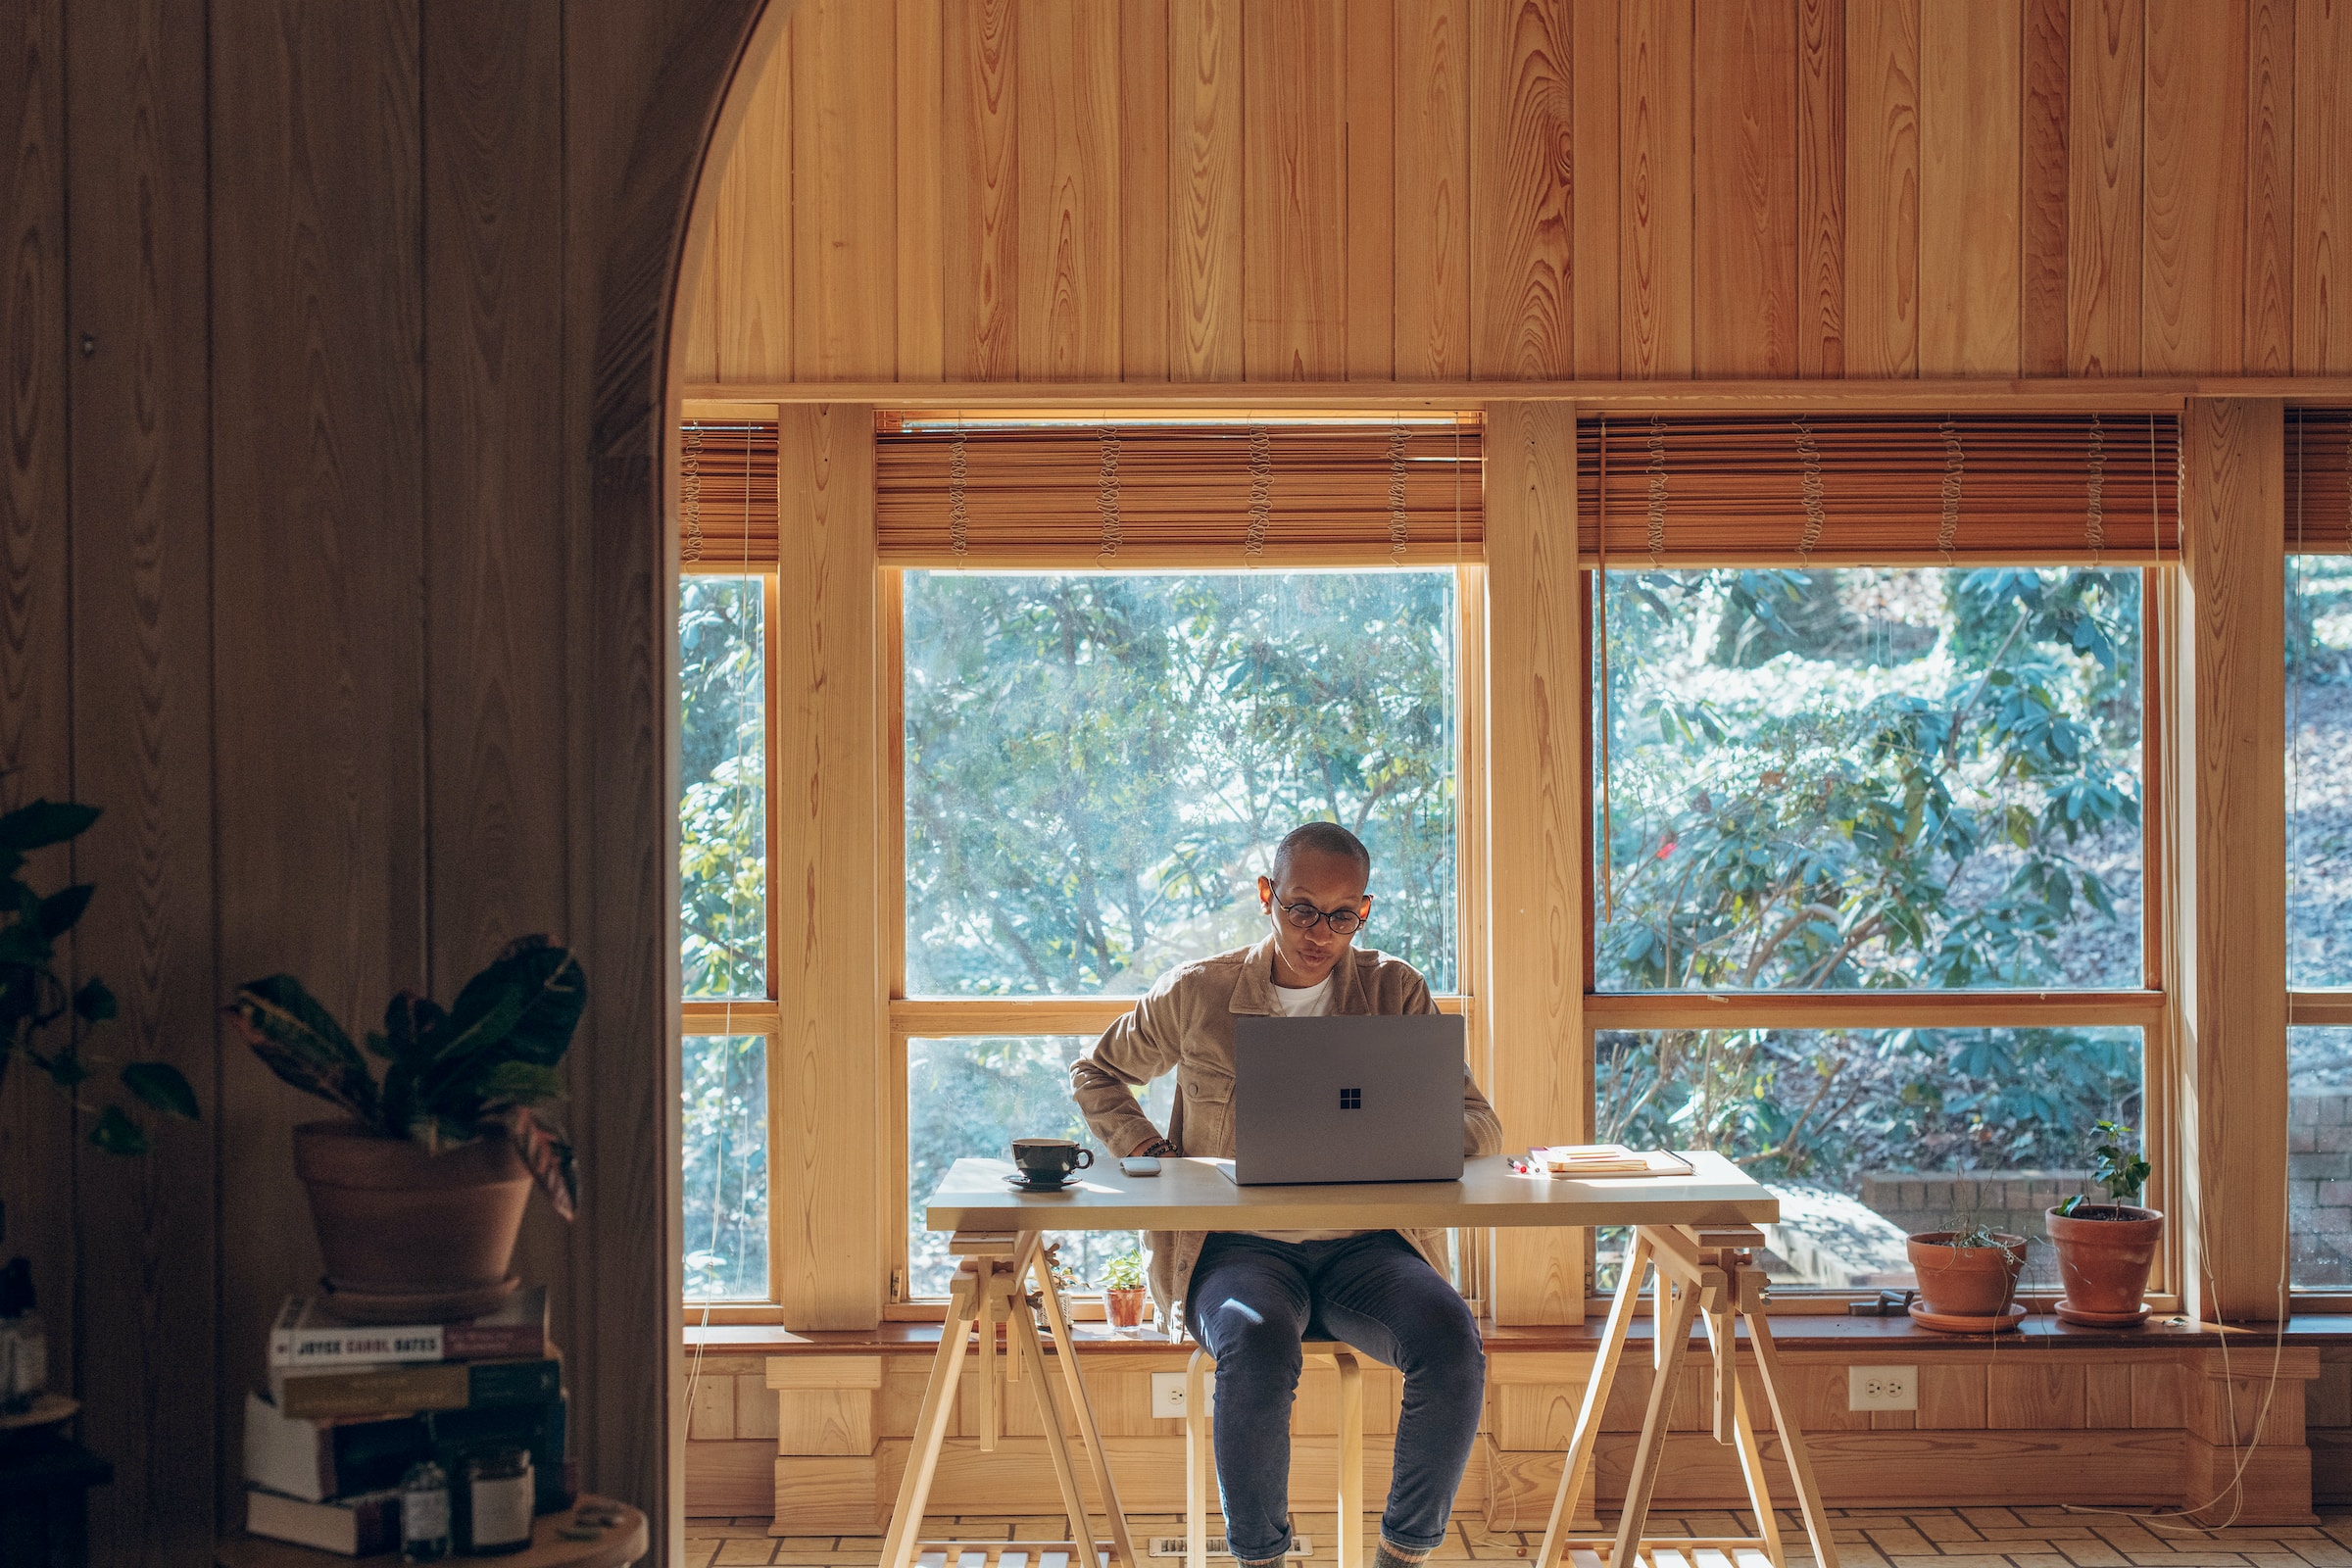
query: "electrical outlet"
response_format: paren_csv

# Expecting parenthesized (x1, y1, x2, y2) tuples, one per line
(1848, 1365, 1918, 1411)
(1151, 1371, 1212, 1419)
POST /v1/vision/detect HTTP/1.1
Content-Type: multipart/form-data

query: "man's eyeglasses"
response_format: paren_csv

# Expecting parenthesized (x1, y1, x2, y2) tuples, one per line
(1275, 899, 1366, 937)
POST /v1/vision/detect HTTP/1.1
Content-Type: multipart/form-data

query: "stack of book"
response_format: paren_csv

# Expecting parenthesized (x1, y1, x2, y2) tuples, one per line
(241, 1286, 571, 1555)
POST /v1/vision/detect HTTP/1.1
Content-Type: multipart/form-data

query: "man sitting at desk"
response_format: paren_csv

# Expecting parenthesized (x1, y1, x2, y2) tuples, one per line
(1071, 821, 1503, 1568)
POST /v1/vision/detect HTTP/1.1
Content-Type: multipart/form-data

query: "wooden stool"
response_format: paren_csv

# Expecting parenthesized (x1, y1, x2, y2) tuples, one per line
(1184, 1342, 1364, 1568)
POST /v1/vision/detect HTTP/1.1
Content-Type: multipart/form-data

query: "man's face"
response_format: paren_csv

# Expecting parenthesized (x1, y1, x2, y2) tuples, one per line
(1256, 849, 1373, 988)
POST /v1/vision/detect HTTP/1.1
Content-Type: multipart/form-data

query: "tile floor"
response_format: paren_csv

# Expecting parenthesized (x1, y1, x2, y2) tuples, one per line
(681, 1509, 2352, 1568)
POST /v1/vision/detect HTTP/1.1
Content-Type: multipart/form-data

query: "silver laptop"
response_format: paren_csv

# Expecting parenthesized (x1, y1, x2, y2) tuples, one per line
(1226, 1014, 1466, 1185)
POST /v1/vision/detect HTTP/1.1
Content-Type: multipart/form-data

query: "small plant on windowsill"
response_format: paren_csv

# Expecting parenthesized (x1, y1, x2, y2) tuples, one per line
(1904, 1215, 2030, 1331)
(2045, 1119, 2162, 1327)
(1101, 1250, 1148, 1333)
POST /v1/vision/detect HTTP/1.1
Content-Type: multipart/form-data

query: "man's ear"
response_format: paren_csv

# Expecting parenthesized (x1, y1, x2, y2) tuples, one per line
(1256, 875, 1273, 909)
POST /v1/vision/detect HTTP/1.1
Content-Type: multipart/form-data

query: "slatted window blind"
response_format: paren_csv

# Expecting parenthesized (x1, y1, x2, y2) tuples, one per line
(2288, 410, 2352, 555)
(872, 422, 1484, 567)
(679, 422, 778, 566)
(1578, 415, 2181, 566)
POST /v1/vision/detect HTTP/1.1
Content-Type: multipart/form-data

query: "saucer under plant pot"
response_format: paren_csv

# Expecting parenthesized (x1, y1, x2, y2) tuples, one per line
(1905, 1228, 2030, 1333)
(2046, 1118, 2159, 1327)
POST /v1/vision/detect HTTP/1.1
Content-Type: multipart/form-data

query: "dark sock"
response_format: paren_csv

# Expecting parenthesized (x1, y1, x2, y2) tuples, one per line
(1375, 1544, 1434, 1568)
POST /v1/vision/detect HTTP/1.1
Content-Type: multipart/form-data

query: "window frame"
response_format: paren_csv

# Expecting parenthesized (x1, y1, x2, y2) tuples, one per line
(1575, 563, 2180, 1313)
(2285, 537, 2352, 1299)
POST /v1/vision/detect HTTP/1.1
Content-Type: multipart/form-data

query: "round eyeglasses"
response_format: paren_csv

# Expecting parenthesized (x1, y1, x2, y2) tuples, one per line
(1275, 899, 1366, 937)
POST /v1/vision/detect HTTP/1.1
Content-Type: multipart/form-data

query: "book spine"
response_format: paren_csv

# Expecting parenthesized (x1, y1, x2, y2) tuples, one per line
(278, 1358, 561, 1420)
(271, 1328, 447, 1368)
(438, 1324, 545, 1360)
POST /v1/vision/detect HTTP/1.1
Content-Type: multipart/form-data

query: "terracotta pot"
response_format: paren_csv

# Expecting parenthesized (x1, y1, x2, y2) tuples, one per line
(1103, 1286, 1147, 1330)
(1906, 1231, 2029, 1318)
(293, 1120, 531, 1293)
(2045, 1204, 2163, 1315)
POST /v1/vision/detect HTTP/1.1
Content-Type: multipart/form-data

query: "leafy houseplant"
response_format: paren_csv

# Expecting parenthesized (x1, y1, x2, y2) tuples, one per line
(223, 936, 585, 1317)
(1101, 1251, 1148, 1332)
(2046, 1119, 2162, 1325)
(1905, 1221, 2030, 1328)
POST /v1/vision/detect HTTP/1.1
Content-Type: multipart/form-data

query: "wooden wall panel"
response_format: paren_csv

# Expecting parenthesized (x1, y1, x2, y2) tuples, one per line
(2296, 0, 2352, 372)
(0, 0, 75, 1451)
(1570, 0, 1622, 376)
(1843, 0, 1920, 376)
(794, 0, 899, 380)
(210, 0, 428, 1523)
(59, 0, 215, 1558)
(897, 0, 945, 381)
(1393, 0, 1470, 378)
(1120, 0, 1173, 379)
(1171, 0, 1243, 379)
(772, 405, 886, 1330)
(1919, 0, 2022, 375)
(714, 38, 794, 382)
(1691, 0, 1799, 377)
(1469, 0, 1575, 380)
(945, 0, 1019, 379)
(1243, 0, 1348, 379)
(2021, 0, 2071, 375)
(1482, 403, 1586, 1324)
(2143, 0, 2248, 373)
(1798, 0, 1846, 377)
(1618, 0, 1692, 377)
(1016, 0, 1123, 379)
(2244, 0, 2294, 374)
(1344, 0, 1396, 379)
(2068, 0, 2142, 373)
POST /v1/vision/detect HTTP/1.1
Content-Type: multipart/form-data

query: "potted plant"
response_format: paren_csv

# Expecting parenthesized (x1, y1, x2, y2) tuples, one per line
(2046, 1119, 2161, 1325)
(1906, 1222, 2029, 1327)
(222, 936, 584, 1319)
(1102, 1252, 1148, 1333)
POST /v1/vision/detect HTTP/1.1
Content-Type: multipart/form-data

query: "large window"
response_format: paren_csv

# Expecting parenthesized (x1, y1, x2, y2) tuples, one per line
(1591, 566, 2153, 1294)
(896, 568, 1466, 1297)
(2288, 530, 2352, 1291)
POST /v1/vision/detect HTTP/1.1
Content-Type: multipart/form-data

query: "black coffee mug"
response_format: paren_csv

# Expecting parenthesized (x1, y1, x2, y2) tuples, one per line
(1011, 1138, 1095, 1183)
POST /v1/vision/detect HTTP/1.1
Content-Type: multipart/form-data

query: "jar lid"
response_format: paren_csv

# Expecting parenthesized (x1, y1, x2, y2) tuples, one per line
(464, 1446, 532, 1474)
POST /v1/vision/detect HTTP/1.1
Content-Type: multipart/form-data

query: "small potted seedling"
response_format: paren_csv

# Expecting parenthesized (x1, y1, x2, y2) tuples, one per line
(1102, 1252, 1148, 1334)
(1906, 1220, 2030, 1329)
(2046, 1119, 2161, 1326)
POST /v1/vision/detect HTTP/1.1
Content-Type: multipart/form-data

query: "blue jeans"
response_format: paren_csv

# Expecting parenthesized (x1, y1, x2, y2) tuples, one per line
(1186, 1231, 1485, 1565)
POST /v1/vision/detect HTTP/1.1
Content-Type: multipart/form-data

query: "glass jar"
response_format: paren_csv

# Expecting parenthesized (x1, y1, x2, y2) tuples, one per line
(398, 1460, 452, 1563)
(461, 1447, 535, 1555)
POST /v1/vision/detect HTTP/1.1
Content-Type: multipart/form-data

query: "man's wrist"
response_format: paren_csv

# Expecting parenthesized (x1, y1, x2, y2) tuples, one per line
(1130, 1135, 1178, 1158)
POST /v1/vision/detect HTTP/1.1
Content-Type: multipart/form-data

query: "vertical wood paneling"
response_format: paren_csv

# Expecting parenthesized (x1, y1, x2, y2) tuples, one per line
(2244, 0, 2294, 372)
(2021, 0, 2072, 375)
(0, 0, 74, 1440)
(62, 0, 214, 1555)
(1171, 0, 1243, 379)
(1620, 0, 1693, 377)
(1692, 0, 1800, 376)
(2175, 397, 2288, 1321)
(1344, 0, 1396, 379)
(680, 223, 724, 385)
(714, 38, 793, 382)
(1919, 0, 2022, 374)
(1120, 0, 1173, 379)
(1843, 0, 1919, 375)
(945, 0, 1019, 379)
(1484, 402, 1586, 1324)
(1243, 0, 1348, 378)
(211, 0, 427, 1522)
(2068, 0, 2141, 373)
(422, 0, 572, 1361)
(1017, 0, 1122, 379)
(1470, 0, 1574, 380)
(1570, 0, 1621, 375)
(793, 0, 898, 380)
(2144, 0, 2248, 373)
(897, 0, 946, 381)
(773, 405, 885, 1330)
(1394, 0, 1470, 378)
(2297, 0, 2352, 371)
(1798, 0, 1847, 376)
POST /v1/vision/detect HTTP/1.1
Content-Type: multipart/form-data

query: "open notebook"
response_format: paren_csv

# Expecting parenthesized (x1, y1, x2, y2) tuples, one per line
(1526, 1144, 1696, 1178)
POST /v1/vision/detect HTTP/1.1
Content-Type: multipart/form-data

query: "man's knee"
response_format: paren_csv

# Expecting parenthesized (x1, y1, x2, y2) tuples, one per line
(1201, 1298, 1304, 1377)
(1399, 1297, 1484, 1385)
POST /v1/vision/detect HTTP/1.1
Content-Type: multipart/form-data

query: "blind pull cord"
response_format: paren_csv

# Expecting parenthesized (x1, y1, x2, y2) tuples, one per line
(1793, 416, 1825, 561)
(1096, 423, 1122, 566)
(1245, 424, 1272, 564)
(1390, 420, 1410, 560)
(2084, 413, 2106, 564)
(1644, 416, 1667, 567)
(1598, 416, 1615, 925)
(682, 422, 704, 564)
(949, 426, 969, 561)
(1937, 417, 1965, 564)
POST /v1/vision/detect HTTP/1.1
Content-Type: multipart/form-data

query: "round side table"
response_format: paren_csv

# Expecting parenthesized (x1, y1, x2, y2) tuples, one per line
(217, 1497, 648, 1568)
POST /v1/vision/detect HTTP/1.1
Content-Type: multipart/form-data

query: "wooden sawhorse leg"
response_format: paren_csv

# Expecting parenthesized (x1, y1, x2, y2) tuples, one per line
(1533, 1225, 1839, 1568)
(879, 1231, 1142, 1568)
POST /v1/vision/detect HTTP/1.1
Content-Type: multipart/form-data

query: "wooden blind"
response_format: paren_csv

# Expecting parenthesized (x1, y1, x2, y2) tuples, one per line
(872, 422, 1484, 567)
(1577, 415, 2181, 566)
(2287, 410, 2352, 555)
(679, 421, 778, 566)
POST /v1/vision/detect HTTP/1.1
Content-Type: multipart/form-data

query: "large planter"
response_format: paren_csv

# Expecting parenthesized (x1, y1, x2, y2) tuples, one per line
(2045, 1203, 2162, 1324)
(1906, 1231, 2029, 1319)
(293, 1120, 530, 1302)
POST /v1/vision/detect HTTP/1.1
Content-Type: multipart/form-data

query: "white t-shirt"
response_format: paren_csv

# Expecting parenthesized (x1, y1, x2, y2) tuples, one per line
(1248, 972, 1369, 1244)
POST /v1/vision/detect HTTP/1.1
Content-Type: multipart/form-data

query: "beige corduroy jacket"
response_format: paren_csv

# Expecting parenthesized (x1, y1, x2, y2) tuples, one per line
(1068, 934, 1504, 1332)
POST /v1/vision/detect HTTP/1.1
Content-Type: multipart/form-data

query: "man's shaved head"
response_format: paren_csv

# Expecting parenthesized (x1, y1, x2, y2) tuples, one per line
(1271, 821, 1372, 885)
